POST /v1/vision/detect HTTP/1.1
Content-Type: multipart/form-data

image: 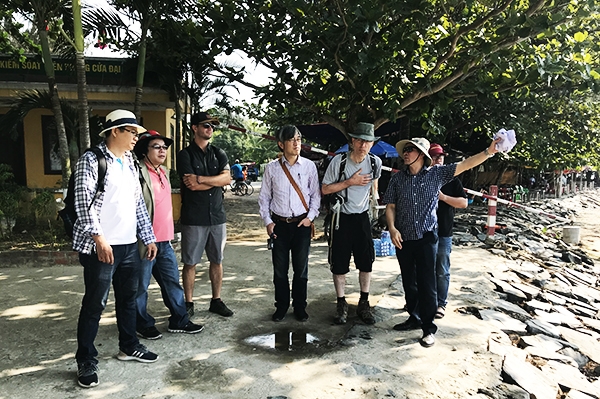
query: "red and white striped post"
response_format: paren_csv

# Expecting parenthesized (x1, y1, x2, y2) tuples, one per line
(487, 185, 498, 238)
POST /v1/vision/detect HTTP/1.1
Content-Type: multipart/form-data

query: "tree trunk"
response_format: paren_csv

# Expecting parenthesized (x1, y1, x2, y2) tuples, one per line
(39, 29, 71, 187)
(133, 33, 147, 120)
(73, 0, 91, 155)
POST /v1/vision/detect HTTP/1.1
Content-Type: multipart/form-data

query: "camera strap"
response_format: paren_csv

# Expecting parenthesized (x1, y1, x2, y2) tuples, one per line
(279, 158, 315, 238)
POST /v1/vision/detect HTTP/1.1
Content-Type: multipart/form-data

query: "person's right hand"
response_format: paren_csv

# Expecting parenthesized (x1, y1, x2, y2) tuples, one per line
(266, 223, 276, 238)
(93, 235, 114, 265)
(347, 168, 372, 186)
(389, 227, 403, 249)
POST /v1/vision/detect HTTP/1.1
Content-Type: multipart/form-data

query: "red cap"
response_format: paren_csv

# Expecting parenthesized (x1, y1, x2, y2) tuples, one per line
(428, 143, 447, 157)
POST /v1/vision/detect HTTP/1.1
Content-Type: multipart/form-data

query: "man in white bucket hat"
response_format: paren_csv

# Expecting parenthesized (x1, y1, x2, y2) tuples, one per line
(73, 109, 158, 388)
(383, 135, 501, 348)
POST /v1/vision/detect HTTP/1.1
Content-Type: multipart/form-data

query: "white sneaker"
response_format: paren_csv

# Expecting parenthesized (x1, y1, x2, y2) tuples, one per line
(419, 333, 435, 347)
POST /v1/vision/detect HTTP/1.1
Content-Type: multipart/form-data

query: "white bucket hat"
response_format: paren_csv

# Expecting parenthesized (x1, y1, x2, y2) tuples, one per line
(99, 109, 147, 137)
(396, 137, 432, 166)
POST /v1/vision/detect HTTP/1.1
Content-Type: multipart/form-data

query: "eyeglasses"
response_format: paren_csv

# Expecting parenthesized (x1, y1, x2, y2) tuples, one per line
(403, 146, 417, 154)
(150, 145, 169, 151)
(120, 127, 139, 137)
(200, 123, 214, 129)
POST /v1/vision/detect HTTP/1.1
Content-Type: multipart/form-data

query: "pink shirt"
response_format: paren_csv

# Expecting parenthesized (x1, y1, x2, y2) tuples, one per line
(148, 165, 174, 242)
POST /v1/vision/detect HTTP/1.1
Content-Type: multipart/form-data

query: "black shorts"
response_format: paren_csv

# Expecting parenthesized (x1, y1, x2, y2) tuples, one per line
(328, 211, 374, 274)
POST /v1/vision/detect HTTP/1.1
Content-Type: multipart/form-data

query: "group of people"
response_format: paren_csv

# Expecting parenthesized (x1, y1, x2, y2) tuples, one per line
(73, 110, 233, 388)
(71, 109, 500, 388)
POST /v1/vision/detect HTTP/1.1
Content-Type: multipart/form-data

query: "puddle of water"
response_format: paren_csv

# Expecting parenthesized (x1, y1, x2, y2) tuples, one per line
(244, 331, 320, 352)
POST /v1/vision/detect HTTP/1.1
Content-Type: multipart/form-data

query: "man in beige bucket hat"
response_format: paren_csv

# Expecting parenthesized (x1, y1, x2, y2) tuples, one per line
(383, 135, 501, 347)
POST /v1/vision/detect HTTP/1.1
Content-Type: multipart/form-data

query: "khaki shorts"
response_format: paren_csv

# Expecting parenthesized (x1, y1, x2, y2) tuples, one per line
(181, 224, 227, 265)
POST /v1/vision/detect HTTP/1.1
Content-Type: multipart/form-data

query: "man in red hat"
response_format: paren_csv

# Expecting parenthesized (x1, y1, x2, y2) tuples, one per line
(133, 130, 204, 340)
(428, 144, 468, 320)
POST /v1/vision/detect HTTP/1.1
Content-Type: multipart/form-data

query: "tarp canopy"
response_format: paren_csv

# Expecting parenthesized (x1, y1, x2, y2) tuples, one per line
(296, 120, 402, 147)
(335, 141, 399, 158)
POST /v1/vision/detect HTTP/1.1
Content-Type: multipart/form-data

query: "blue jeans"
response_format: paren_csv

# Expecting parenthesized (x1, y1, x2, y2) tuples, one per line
(395, 231, 438, 335)
(136, 241, 189, 330)
(76, 243, 141, 365)
(272, 221, 311, 310)
(436, 236, 452, 307)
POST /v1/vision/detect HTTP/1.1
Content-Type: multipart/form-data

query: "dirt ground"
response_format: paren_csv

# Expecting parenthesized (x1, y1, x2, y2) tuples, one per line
(0, 186, 598, 399)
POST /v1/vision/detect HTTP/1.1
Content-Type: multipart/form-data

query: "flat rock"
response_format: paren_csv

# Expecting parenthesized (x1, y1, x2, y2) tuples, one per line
(480, 309, 528, 334)
(559, 326, 600, 365)
(524, 346, 577, 366)
(558, 347, 589, 368)
(494, 299, 532, 322)
(579, 316, 600, 333)
(489, 277, 527, 303)
(565, 391, 596, 399)
(489, 332, 526, 359)
(526, 299, 553, 313)
(510, 282, 540, 300)
(519, 334, 567, 352)
(534, 309, 563, 325)
(553, 306, 583, 328)
(540, 291, 568, 305)
(502, 353, 559, 399)
(526, 319, 561, 339)
(541, 360, 600, 398)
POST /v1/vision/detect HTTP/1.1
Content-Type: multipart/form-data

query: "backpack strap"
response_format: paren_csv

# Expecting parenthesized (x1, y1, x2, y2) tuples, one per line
(337, 152, 348, 202)
(86, 147, 107, 193)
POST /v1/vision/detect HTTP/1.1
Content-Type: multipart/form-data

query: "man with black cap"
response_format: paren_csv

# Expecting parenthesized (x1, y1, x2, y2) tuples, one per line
(177, 112, 233, 318)
(133, 130, 204, 340)
(73, 109, 159, 388)
(384, 136, 500, 347)
(258, 125, 321, 322)
(322, 122, 382, 325)
(428, 143, 468, 320)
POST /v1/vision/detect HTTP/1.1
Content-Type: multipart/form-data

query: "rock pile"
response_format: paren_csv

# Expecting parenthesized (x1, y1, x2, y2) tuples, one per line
(452, 190, 600, 398)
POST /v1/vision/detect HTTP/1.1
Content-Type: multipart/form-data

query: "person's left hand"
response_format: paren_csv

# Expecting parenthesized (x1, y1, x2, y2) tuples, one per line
(298, 218, 311, 228)
(146, 243, 158, 261)
(487, 137, 502, 156)
(183, 173, 200, 190)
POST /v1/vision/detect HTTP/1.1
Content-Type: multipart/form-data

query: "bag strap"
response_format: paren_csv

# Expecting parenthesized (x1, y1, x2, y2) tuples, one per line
(279, 157, 309, 212)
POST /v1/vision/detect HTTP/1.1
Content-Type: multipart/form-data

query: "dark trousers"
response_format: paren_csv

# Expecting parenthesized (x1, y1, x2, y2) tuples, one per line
(396, 231, 439, 335)
(76, 243, 141, 364)
(272, 221, 311, 311)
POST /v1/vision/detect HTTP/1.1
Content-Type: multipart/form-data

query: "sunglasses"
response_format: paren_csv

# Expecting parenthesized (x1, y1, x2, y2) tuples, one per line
(150, 145, 169, 151)
(200, 123, 215, 129)
(403, 146, 417, 154)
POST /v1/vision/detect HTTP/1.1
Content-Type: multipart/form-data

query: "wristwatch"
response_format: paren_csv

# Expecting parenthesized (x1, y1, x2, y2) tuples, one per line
(484, 148, 494, 158)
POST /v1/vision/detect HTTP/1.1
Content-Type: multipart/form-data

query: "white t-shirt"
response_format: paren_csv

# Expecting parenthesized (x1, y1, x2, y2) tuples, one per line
(99, 153, 138, 245)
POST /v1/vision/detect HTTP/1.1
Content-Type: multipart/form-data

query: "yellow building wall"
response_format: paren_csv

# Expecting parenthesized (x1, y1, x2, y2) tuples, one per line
(22, 108, 176, 189)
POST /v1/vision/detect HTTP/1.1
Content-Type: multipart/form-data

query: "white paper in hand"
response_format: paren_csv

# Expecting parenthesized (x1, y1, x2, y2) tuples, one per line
(493, 129, 517, 153)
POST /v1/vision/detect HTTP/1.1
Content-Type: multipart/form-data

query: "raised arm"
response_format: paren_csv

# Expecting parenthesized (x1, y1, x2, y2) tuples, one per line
(454, 138, 501, 176)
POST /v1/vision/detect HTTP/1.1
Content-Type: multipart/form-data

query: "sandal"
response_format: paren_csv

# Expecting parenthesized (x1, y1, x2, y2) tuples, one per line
(435, 306, 446, 319)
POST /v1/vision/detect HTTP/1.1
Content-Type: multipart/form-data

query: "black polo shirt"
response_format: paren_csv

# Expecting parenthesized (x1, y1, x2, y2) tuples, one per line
(177, 141, 229, 226)
(437, 178, 467, 237)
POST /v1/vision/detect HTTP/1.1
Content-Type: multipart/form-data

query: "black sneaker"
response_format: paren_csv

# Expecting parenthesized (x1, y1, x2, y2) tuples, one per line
(168, 321, 205, 334)
(117, 344, 158, 363)
(77, 361, 99, 388)
(357, 299, 376, 325)
(272, 307, 287, 322)
(209, 299, 233, 317)
(186, 302, 194, 318)
(334, 299, 348, 325)
(294, 308, 309, 322)
(137, 326, 162, 340)
(393, 316, 422, 331)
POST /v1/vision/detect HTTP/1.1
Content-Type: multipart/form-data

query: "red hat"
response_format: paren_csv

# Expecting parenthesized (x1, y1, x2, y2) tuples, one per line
(134, 130, 173, 159)
(428, 143, 447, 157)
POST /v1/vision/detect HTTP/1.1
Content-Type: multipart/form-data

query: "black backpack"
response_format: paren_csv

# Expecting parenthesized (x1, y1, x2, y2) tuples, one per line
(58, 147, 107, 238)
